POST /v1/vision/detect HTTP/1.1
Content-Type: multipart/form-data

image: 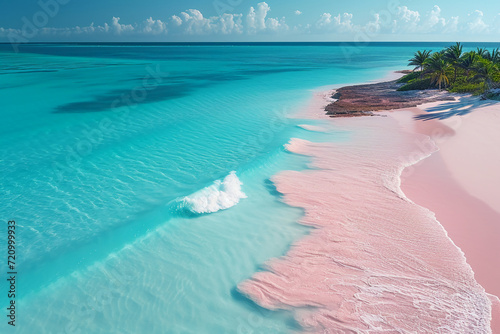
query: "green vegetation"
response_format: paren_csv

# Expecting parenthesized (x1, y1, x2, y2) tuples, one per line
(397, 71, 420, 83)
(398, 43, 500, 97)
(408, 50, 432, 79)
(397, 78, 432, 91)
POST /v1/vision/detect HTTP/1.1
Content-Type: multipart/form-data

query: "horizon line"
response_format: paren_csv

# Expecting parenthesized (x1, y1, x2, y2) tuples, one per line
(1, 41, 500, 45)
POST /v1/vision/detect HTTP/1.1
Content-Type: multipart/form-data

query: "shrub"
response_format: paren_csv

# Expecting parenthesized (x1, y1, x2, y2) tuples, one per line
(397, 72, 421, 83)
(449, 82, 486, 95)
(397, 78, 433, 91)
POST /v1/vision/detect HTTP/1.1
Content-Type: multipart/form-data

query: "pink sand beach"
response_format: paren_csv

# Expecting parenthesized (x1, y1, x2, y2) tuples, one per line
(239, 84, 499, 333)
(398, 97, 500, 333)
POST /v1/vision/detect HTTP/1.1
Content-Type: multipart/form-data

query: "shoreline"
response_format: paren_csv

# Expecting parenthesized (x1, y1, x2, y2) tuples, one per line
(240, 72, 499, 333)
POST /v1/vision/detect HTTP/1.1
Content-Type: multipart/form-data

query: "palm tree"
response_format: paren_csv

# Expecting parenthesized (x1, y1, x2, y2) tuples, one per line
(472, 62, 499, 90)
(425, 52, 451, 90)
(445, 42, 463, 83)
(408, 50, 432, 78)
(487, 48, 500, 64)
(459, 52, 477, 79)
(476, 48, 489, 58)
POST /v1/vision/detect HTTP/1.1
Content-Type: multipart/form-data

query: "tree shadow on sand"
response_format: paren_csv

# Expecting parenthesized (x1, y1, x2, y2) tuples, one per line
(414, 98, 499, 121)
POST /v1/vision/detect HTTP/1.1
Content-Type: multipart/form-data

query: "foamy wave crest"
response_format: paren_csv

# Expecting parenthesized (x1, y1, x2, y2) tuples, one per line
(182, 172, 247, 214)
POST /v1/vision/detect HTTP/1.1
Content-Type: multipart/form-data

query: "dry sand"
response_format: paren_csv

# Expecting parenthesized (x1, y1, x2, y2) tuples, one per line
(398, 96, 500, 333)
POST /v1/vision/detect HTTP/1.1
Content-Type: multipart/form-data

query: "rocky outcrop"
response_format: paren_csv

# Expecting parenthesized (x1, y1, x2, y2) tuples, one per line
(325, 80, 455, 117)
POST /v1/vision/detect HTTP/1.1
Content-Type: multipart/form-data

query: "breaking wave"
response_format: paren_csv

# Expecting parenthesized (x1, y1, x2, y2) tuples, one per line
(181, 172, 247, 214)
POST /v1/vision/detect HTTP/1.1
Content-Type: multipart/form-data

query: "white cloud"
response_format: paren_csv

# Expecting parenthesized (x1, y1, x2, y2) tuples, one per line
(175, 9, 214, 35)
(73, 23, 108, 34)
(266, 17, 288, 32)
(392, 6, 420, 33)
(142, 17, 167, 34)
(170, 10, 243, 35)
(246, 2, 287, 34)
(444, 16, 459, 33)
(295, 10, 302, 16)
(0, 27, 21, 37)
(33, 23, 109, 36)
(424, 5, 446, 32)
(316, 12, 354, 32)
(336, 13, 354, 32)
(171, 15, 183, 27)
(386, 5, 461, 34)
(466, 10, 488, 33)
(316, 13, 332, 28)
(398, 6, 420, 23)
(218, 13, 244, 34)
(111, 17, 134, 34)
(247, 2, 271, 33)
(365, 14, 381, 34)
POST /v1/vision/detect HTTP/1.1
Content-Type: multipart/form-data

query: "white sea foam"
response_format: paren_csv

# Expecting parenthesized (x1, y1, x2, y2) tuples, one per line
(182, 172, 247, 214)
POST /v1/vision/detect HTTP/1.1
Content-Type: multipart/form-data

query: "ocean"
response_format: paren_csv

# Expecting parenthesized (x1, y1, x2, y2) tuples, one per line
(0, 42, 497, 333)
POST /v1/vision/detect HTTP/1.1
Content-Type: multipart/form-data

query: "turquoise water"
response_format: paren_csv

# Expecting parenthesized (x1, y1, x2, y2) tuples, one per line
(0, 43, 496, 333)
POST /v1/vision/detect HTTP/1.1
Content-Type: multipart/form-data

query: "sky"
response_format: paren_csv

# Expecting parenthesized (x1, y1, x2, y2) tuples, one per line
(1, 0, 500, 42)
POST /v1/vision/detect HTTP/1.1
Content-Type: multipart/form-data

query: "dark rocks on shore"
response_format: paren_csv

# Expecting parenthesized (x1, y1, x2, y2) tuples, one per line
(325, 79, 456, 118)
